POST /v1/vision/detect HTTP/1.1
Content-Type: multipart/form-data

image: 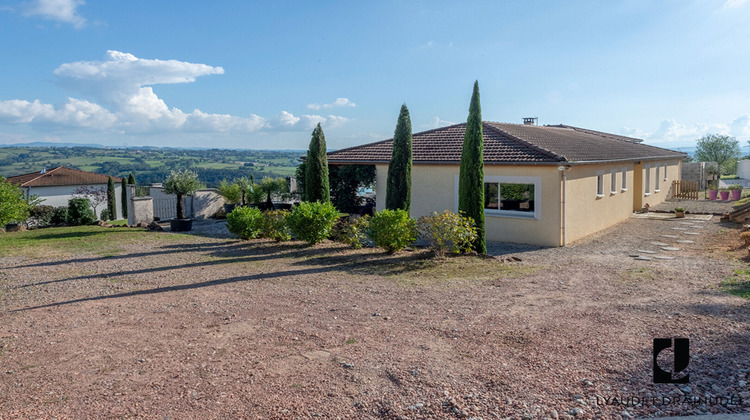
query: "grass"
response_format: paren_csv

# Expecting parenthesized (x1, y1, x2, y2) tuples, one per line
(0, 225, 182, 258)
(720, 269, 750, 300)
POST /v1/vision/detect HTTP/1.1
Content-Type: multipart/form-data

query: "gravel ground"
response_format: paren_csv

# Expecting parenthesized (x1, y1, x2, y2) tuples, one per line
(650, 198, 735, 215)
(0, 217, 749, 419)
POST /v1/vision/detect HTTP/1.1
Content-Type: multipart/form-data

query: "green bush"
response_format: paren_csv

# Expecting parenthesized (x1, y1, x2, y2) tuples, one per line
(287, 201, 340, 245)
(368, 209, 417, 253)
(332, 215, 370, 249)
(261, 209, 291, 241)
(51, 206, 68, 225)
(226, 206, 264, 240)
(0, 176, 29, 226)
(417, 210, 477, 257)
(100, 209, 111, 221)
(67, 198, 96, 226)
(29, 205, 55, 228)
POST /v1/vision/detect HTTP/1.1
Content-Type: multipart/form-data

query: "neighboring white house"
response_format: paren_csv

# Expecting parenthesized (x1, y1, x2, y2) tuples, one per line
(6, 167, 123, 220)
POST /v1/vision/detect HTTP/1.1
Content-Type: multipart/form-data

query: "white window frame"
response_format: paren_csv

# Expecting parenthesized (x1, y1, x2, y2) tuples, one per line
(610, 170, 617, 194)
(454, 175, 541, 220)
(621, 168, 628, 191)
(655, 165, 661, 192)
(596, 171, 605, 198)
(644, 165, 651, 196)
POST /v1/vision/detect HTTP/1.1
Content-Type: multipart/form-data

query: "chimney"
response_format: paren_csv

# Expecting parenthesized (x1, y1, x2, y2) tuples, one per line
(523, 117, 538, 126)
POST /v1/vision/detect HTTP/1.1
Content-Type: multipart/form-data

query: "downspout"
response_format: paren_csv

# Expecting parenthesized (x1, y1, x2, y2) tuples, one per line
(559, 166, 569, 247)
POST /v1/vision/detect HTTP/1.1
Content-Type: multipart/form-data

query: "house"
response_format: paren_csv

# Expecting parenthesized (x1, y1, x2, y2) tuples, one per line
(6, 167, 123, 220)
(326, 121, 686, 247)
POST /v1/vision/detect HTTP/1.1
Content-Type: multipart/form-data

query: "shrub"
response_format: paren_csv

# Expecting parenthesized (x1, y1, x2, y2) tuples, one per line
(100, 209, 111, 221)
(417, 210, 478, 258)
(226, 206, 264, 240)
(261, 209, 291, 241)
(728, 184, 743, 190)
(740, 231, 750, 245)
(28, 205, 55, 228)
(368, 209, 417, 253)
(332, 215, 370, 249)
(51, 206, 68, 224)
(0, 176, 29, 226)
(287, 201, 340, 245)
(67, 198, 96, 226)
(217, 179, 242, 204)
(674, 207, 686, 212)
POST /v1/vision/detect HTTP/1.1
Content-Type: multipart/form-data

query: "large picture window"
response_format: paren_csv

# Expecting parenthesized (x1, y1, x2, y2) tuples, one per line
(484, 182, 535, 212)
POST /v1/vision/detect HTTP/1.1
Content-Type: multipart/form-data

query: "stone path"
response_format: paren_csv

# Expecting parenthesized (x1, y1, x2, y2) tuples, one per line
(628, 215, 711, 262)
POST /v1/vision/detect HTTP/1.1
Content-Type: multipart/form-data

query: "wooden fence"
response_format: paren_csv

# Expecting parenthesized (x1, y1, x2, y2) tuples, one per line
(671, 180, 699, 200)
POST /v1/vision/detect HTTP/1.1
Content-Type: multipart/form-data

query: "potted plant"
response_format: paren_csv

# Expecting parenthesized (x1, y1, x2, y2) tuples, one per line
(706, 164, 720, 200)
(217, 179, 241, 213)
(674, 207, 686, 218)
(164, 169, 203, 232)
(729, 184, 743, 201)
(719, 188, 730, 201)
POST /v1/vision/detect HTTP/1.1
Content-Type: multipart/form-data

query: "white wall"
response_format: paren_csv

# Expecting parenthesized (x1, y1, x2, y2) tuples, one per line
(25, 184, 123, 220)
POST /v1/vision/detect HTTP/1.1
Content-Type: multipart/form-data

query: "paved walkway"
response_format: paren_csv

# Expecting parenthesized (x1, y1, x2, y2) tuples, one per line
(650, 198, 735, 215)
(627, 214, 711, 262)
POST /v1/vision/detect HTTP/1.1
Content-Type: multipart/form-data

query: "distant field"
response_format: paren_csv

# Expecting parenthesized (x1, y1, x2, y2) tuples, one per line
(0, 146, 303, 187)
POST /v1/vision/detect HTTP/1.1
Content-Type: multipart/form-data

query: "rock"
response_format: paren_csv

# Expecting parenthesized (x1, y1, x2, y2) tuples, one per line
(680, 385, 692, 393)
(136, 222, 148, 228)
(739, 380, 747, 387)
(147, 221, 164, 231)
(342, 363, 354, 369)
(550, 409, 559, 419)
(568, 407, 583, 416)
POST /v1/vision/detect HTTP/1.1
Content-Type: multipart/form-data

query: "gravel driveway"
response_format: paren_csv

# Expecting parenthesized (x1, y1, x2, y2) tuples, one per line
(0, 217, 748, 419)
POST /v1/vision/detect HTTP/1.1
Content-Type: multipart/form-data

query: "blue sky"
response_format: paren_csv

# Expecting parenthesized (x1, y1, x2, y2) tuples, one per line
(1, 0, 749, 151)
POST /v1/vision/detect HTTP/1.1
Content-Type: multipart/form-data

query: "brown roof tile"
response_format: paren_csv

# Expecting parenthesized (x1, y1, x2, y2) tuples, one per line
(326, 122, 685, 164)
(5, 167, 122, 187)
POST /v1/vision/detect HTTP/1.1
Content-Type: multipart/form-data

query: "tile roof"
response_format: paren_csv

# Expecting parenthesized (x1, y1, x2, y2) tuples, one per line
(326, 122, 685, 165)
(5, 167, 122, 187)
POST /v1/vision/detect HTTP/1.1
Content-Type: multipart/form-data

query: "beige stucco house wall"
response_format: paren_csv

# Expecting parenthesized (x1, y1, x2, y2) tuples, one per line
(375, 158, 683, 247)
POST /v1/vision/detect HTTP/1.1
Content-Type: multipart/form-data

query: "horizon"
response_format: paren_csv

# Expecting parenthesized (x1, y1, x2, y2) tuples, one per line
(1, 1, 749, 151)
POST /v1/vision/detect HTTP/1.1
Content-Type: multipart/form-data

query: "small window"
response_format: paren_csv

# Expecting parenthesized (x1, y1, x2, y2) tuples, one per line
(655, 166, 660, 192)
(610, 171, 617, 194)
(663, 164, 668, 180)
(645, 166, 651, 195)
(484, 182, 535, 213)
(621, 168, 628, 190)
(596, 174, 604, 197)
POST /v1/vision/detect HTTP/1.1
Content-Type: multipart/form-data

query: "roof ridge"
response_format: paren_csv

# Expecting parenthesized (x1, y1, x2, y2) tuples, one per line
(482, 122, 566, 162)
(17, 166, 63, 186)
(327, 122, 467, 157)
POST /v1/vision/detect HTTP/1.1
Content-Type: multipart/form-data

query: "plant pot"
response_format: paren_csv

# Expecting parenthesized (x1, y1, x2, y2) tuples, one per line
(708, 189, 718, 200)
(732, 189, 742, 201)
(223, 203, 237, 213)
(170, 218, 192, 232)
(675, 211, 685, 218)
(720, 191, 730, 201)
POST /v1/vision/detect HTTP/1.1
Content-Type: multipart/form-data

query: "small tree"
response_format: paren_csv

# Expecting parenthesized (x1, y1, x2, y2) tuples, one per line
(73, 185, 107, 219)
(164, 169, 203, 220)
(0, 177, 29, 226)
(304, 123, 330, 203)
(107, 177, 116, 220)
(259, 177, 289, 208)
(694, 134, 741, 175)
(386, 104, 412, 212)
(128, 173, 136, 185)
(121, 177, 128, 218)
(458, 80, 486, 254)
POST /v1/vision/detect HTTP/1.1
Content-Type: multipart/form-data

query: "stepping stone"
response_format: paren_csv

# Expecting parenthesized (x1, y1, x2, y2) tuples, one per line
(650, 242, 670, 246)
(635, 256, 652, 261)
(661, 235, 679, 238)
(637, 249, 657, 254)
(671, 227, 687, 230)
(661, 247, 680, 251)
(678, 222, 694, 225)
(675, 240, 695, 244)
(684, 232, 700, 235)
(653, 255, 675, 260)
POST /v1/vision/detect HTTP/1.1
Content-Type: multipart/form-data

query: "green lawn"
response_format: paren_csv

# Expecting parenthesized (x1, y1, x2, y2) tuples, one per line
(720, 269, 750, 300)
(0, 225, 182, 259)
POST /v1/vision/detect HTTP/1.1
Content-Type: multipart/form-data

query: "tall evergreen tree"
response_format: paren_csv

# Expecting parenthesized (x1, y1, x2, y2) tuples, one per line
(304, 123, 330, 203)
(107, 176, 116, 220)
(385, 104, 412, 212)
(458, 81, 486, 254)
(121, 177, 128, 218)
(128, 173, 136, 185)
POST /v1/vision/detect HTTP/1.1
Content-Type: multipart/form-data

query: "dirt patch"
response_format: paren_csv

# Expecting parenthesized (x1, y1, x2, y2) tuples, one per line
(0, 218, 749, 418)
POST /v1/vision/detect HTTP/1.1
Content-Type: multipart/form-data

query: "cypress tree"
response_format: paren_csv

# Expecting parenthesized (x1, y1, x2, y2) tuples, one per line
(385, 104, 412, 212)
(458, 81, 486, 254)
(121, 177, 128, 218)
(128, 173, 136, 185)
(304, 123, 330, 203)
(107, 176, 116, 220)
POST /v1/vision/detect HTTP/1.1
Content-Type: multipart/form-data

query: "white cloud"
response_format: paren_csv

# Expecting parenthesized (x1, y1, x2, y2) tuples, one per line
(24, 0, 86, 28)
(724, 0, 750, 8)
(624, 116, 750, 146)
(0, 51, 351, 136)
(307, 97, 356, 110)
(428, 117, 455, 129)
